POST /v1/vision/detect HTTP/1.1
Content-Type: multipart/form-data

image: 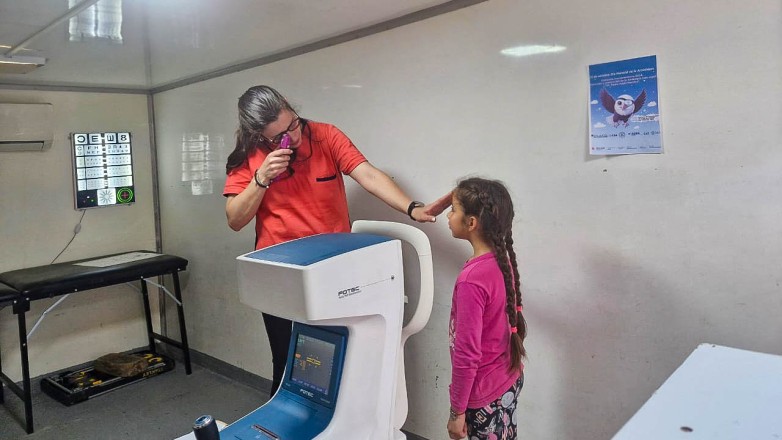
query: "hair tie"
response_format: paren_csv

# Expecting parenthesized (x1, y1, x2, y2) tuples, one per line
(516, 305, 522, 312)
(510, 326, 518, 334)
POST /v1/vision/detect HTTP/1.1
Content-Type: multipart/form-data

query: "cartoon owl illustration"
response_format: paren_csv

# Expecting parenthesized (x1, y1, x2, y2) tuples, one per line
(600, 88, 646, 127)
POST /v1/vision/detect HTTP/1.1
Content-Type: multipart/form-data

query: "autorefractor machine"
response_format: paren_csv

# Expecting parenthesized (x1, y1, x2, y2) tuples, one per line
(184, 220, 433, 440)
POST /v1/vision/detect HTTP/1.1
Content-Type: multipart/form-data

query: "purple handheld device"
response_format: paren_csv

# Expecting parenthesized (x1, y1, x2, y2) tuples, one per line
(272, 134, 291, 183)
(279, 133, 291, 149)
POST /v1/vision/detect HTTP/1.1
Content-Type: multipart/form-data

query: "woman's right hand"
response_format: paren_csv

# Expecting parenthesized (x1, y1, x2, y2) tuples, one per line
(225, 148, 294, 231)
(256, 148, 294, 183)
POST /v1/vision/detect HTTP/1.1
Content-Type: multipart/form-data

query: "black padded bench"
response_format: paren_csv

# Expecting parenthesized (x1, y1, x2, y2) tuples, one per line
(0, 251, 192, 434)
(0, 282, 17, 308)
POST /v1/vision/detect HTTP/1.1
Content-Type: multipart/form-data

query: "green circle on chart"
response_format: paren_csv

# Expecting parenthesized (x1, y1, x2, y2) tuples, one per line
(117, 187, 134, 203)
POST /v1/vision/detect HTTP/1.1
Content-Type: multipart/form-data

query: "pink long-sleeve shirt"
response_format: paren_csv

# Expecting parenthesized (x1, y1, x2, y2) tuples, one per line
(449, 253, 522, 412)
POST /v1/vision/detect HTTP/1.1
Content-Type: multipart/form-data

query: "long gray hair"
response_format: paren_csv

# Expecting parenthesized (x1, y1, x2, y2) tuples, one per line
(226, 85, 295, 174)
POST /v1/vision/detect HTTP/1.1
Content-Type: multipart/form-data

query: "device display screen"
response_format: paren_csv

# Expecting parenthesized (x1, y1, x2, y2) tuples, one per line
(289, 334, 336, 394)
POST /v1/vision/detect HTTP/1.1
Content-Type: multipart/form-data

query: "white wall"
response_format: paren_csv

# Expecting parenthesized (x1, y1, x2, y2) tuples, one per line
(0, 90, 158, 380)
(153, 0, 782, 439)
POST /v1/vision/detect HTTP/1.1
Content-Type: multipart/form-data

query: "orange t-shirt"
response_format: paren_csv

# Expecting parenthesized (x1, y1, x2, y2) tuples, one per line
(223, 121, 367, 250)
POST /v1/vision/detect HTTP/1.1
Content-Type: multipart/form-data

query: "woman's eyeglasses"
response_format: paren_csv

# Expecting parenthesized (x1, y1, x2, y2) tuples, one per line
(262, 115, 301, 145)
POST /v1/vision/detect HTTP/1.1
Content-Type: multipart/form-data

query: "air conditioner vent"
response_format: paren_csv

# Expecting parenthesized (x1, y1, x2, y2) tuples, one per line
(0, 103, 53, 152)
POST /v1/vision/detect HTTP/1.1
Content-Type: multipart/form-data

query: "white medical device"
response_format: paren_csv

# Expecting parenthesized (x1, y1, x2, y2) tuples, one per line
(179, 221, 432, 440)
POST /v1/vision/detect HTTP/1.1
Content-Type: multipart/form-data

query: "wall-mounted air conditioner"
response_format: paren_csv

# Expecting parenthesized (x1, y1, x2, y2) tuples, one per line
(0, 102, 54, 152)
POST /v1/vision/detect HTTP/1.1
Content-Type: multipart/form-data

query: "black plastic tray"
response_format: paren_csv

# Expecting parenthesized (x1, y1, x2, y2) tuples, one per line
(40, 350, 175, 406)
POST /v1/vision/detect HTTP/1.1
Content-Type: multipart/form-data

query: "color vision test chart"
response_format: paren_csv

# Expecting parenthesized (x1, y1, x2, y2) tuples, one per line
(71, 132, 135, 209)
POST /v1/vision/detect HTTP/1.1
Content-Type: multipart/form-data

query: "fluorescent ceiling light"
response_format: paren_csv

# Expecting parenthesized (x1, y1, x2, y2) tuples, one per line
(500, 45, 566, 58)
(0, 54, 47, 74)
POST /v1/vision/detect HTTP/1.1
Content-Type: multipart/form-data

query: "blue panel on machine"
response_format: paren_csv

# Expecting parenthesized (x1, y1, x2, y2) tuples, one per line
(218, 324, 349, 440)
(245, 233, 393, 266)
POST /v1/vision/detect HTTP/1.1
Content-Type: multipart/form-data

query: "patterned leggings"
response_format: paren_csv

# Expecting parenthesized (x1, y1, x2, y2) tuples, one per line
(465, 374, 524, 440)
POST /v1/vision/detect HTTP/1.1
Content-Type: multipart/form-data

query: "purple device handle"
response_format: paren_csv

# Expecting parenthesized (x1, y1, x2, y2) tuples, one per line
(279, 133, 291, 149)
(272, 134, 291, 182)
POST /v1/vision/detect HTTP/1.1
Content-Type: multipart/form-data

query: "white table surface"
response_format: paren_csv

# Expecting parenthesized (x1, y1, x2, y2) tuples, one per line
(613, 343, 782, 440)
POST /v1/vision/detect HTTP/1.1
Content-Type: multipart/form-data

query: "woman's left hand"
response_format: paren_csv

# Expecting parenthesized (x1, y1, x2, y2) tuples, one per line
(427, 190, 453, 217)
(447, 412, 467, 439)
(412, 191, 453, 222)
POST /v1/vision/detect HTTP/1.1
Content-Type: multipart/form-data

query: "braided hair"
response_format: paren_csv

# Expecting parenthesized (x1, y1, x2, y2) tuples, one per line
(225, 85, 313, 174)
(454, 177, 527, 371)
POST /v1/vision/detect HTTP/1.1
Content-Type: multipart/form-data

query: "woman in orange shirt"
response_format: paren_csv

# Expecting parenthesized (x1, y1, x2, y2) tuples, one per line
(224, 85, 448, 393)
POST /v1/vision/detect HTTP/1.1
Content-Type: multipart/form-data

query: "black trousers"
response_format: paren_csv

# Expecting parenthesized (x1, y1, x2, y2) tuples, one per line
(262, 313, 293, 393)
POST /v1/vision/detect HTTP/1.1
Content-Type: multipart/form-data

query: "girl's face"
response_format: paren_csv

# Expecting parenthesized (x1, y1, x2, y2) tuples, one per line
(447, 195, 469, 239)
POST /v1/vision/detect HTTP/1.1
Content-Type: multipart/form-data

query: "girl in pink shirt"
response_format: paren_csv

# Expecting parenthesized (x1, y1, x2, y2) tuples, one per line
(446, 177, 528, 440)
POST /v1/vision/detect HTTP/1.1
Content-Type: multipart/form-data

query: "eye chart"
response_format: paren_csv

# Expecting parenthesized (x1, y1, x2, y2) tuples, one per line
(71, 132, 135, 209)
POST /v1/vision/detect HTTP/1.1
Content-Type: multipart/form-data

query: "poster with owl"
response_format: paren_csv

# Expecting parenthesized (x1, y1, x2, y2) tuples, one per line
(589, 55, 662, 155)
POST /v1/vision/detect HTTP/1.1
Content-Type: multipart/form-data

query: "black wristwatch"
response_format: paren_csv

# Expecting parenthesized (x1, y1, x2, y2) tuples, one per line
(407, 201, 424, 220)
